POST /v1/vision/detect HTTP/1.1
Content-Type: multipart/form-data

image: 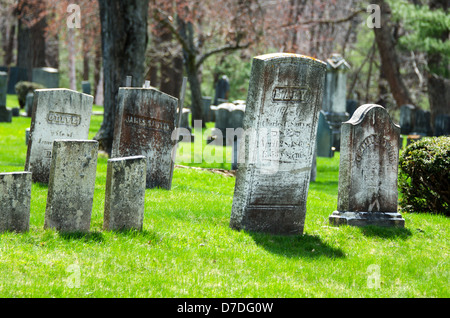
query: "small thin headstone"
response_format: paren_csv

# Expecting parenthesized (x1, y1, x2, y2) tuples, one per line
(316, 110, 334, 157)
(400, 104, 416, 135)
(112, 86, 178, 190)
(44, 139, 98, 233)
(25, 88, 93, 183)
(329, 104, 405, 227)
(82, 81, 91, 95)
(0, 71, 12, 123)
(25, 128, 30, 145)
(104, 156, 147, 231)
(230, 53, 327, 235)
(0, 172, 32, 233)
(25, 92, 34, 117)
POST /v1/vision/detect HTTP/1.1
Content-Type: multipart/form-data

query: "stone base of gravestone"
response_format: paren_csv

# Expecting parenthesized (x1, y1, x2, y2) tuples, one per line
(329, 211, 405, 227)
(44, 140, 98, 233)
(0, 172, 32, 233)
(0, 107, 12, 122)
(104, 156, 146, 231)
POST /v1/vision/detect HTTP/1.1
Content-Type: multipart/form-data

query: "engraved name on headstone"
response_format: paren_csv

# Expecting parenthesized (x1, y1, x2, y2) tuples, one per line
(25, 89, 93, 183)
(230, 53, 326, 235)
(329, 104, 405, 227)
(112, 87, 178, 190)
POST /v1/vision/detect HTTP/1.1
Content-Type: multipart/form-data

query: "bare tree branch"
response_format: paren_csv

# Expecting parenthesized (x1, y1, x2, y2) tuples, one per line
(196, 42, 250, 69)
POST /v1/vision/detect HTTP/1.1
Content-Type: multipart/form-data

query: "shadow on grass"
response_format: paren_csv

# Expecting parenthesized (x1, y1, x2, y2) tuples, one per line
(249, 232, 346, 259)
(359, 226, 412, 240)
(58, 231, 105, 243)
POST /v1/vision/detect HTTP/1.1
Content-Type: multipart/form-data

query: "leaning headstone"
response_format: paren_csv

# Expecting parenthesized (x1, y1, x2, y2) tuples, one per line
(0, 172, 32, 233)
(0, 71, 12, 123)
(25, 89, 93, 183)
(81, 81, 91, 95)
(44, 140, 98, 233)
(230, 53, 326, 235)
(32, 67, 59, 88)
(329, 104, 405, 227)
(399, 104, 416, 135)
(112, 86, 178, 190)
(316, 110, 334, 157)
(434, 114, 450, 136)
(321, 53, 351, 151)
(104, 156, 147, 231)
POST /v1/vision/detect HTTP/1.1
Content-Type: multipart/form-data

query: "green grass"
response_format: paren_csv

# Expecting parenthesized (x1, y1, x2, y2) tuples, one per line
(0, 94, 449, 298)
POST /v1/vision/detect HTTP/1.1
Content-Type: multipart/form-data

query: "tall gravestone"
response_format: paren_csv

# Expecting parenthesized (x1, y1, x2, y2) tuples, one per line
(0, 172, 32, 233)
(321, 53, 350, 151)
(44, 140, 98, 233)
(0, 71, 12, 123)
(104, 156, 147, 231)
(25, 89, 93, 183)
(112, 87, 178, 190)
(230, 53, 326, 235)
(329, 104, 405, 227)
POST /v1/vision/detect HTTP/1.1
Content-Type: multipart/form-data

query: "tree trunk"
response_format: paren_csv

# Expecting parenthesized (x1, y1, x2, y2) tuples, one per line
(2, 21, 16, 66)
(95, 0, 149, 154)
(68, 28, 76, 91)
(372, 0, 413, 108)
(16, 0, 47, 81)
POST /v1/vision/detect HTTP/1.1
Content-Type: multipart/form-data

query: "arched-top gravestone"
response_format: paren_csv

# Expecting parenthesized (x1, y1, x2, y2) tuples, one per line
(329, 104, 405, 227)
(230, 53, 326, 235)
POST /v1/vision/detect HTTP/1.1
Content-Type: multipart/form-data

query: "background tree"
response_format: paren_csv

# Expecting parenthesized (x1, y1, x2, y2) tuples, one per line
(94, 0, 149, 154)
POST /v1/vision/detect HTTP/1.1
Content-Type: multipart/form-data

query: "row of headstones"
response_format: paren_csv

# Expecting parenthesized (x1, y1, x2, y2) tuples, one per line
(3, 53, 407, 236)
(0, 142, 147, 233)
(0, 66, 59, 95)
(400, 104, 450, 137)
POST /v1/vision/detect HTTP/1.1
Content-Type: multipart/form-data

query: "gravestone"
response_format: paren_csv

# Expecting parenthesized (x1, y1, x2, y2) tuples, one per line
(112, 87, 178, 190)
(230, 53, 326, 235)
(25, 128, 30, 145)
(44, 140, 98, 233)
(413, 109, 432, 136)
(104, 156, 147, 231)
(434, 114, 450, 136)
(400, 104, 416, 135)
(0, 71, 12, 122)
(82, 81, 91, 95)
(316, 110, 334, 157)
(7, 67, 28, 94)
(202, 96, 214, 122)
(25, 89, 94, 183)
(0, 172, 32, 233)
(213, 75, 230, 106)
(25, 92, 34, 117)
(11, 107, 20, 116)
(321, 53, 350, 151)
(214, 102, 246, 145)
(329, 104, 405, 227)
(32, 67, 59, 88)
(346, 99, 358, 118)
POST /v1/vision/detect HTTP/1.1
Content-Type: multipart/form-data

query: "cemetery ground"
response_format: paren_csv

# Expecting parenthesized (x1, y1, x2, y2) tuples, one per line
(0, 95, 449, 298)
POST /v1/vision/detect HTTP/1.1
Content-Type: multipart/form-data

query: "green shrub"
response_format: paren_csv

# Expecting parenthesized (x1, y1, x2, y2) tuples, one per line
(399, 136, 450, 215)
(14, 81, 45, 108)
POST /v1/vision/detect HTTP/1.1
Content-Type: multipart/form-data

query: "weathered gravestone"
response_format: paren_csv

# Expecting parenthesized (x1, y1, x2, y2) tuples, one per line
(0, 172, 32, 233)
(44, 140, 98, 233)
(25, 89, 94, 183)
(112, 87, 178, 190)
(321, 53, 350, 151)
(399, 104, 416, 135)
(0, 71, 12, 123)
(434, 114, 450, 136)
(316, 110, 334, 157)
(230, 53, 326, 235)
(32, 67, 59, 88)
(104, 156, 147, 231)
(329, 104, 405, 227)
